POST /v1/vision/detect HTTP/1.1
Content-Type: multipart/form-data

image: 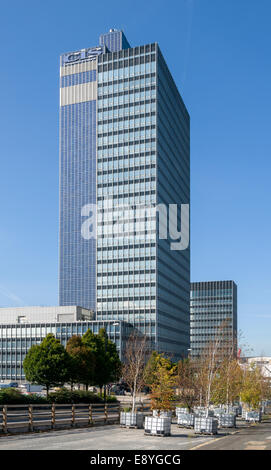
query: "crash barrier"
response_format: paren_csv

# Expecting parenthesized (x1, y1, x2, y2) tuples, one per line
(0, 403, 120, 434)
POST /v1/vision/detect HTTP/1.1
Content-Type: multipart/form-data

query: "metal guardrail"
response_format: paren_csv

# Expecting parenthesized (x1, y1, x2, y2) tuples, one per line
(0, 403, 120, 434)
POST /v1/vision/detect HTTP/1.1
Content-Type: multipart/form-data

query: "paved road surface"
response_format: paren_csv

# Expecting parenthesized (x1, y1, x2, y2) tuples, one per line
(0, 424, 217, 450)
(193, 418, 271, 450)
(0, 420, 270, 450)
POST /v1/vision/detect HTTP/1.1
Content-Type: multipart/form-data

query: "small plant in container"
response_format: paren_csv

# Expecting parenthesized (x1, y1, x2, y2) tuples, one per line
(144, 355, 176, 436)
(120, 406, 144, 429)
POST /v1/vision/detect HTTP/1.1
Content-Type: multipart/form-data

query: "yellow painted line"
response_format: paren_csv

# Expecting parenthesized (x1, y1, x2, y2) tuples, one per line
(190, 430, 240, 450)
(191, 420, 260, 450)
(245, 446, 266, 450)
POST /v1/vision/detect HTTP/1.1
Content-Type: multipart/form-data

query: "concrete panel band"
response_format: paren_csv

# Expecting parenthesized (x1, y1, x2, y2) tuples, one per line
(60, 81, 97, 106)
(60, 60, 97, 77)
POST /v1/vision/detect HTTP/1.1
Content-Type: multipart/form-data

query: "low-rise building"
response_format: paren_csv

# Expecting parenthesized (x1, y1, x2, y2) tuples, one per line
(0, 306, 134, 382)
(239, 356, 271, 379)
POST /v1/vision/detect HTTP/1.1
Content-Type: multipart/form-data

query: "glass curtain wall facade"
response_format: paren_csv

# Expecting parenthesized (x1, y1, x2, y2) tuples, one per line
(96, 42, 157, 351)
(99, 29, 131, 53)
(59, 31, 190, 360)
(190, 281, 238, 358)
(156, 49, 190, 357)
(0, 320, 132, 381)
(59, 51, 100, 310)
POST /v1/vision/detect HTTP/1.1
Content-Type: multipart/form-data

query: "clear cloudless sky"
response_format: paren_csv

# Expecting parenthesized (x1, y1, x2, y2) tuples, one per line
(0, 0, 270, 355)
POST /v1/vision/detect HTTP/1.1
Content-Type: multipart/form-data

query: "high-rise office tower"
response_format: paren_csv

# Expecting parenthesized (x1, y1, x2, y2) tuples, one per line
(190, 281, 238, 358)
(59, 29, 190, 359)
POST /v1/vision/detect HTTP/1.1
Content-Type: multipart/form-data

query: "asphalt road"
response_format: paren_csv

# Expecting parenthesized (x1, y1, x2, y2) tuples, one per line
(193, 418, 271, 450)
(0, 417, 270, 450)
(0, 423, 217, 450)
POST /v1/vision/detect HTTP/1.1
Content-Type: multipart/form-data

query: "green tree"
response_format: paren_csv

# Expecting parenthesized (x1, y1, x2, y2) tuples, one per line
(97, 328, 122, 400)
(66, 335, 96, 390)
(212, 358, 243, 409)
(82, 328, 121, 399)
(144, 351, 173, 387)
(240, 363, 263, 410)
(149, 355, 177, 412)
(23, 334, 70, 397)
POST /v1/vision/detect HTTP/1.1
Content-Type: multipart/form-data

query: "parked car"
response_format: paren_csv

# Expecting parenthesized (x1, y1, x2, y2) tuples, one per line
(0, 382, 18, 389)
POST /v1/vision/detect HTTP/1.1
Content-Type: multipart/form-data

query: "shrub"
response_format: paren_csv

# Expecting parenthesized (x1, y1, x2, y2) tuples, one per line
(106, 395, 118, 403)
(0, 387, 119, 405)
(47, 388, 118, 404)
(0, 388, 28, 405)
(25, 394, 48, 404)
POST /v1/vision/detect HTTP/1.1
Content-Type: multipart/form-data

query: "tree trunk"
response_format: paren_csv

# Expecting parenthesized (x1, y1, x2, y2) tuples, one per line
(132, 389, 136, 414)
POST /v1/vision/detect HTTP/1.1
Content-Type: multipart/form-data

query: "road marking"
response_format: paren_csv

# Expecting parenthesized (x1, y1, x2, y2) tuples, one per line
(246, 441, 266, 445)
(190, 430, 240, 450)
(245, 441, 267, 450)
(245, 445, 266, 450)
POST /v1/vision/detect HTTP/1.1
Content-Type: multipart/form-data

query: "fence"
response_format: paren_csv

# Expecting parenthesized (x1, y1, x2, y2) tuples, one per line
(0, 403, 120, 434)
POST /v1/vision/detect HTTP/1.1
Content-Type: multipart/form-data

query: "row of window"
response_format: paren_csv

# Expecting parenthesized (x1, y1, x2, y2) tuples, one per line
(98, 116, 156, 133)
(97, 300, 156, 309)
(98, 234, 155, 246)
(97, 169, 156, 183)
(98, 43, 156, 63)
(97, 181, 156, 197)
(97, 287, 156, 296)
(97, 154, 156, 169)
(97, 101, 156, 120)
(97, 260, 156, 271)
(98, 86, 156, 102)
(98, 124, 156, 138)
(98, 111, 156, 127)
(97, 247, 156, 258)
(191, 289, 233, 298)
(191, 300, 234, 306)
(190, 307, 234, 313)
(98, 61, 156, 82)
(0, 325, 120, 339)
(97, 250, 155, 260)
(98, 89, 156, 109)
(97, 273, 155, 282)
(98, 142, 156, 157)
(97, 129, 156, 146)
(98, 54, 156, 72)
(98, 75, 156, 95)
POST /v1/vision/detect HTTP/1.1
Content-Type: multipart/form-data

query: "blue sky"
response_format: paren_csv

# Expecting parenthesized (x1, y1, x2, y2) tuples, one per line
(0, 0, 270, 355)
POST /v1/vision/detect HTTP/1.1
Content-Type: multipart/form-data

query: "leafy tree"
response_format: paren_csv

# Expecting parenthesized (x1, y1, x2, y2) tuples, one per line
(23, 334, 70, 397)
(66, 335, 96, 390)
(149, 355, 177, 412)
(144, 351, 173, 387)
(212, 358, 243, 409)
(97, 328, 122, 400)
(240, 363, 263, 410)
(82, 328, 121, 399)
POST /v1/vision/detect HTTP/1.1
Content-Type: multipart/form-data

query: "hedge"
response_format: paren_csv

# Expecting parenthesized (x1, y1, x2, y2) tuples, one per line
(0, 388, 118, 405)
